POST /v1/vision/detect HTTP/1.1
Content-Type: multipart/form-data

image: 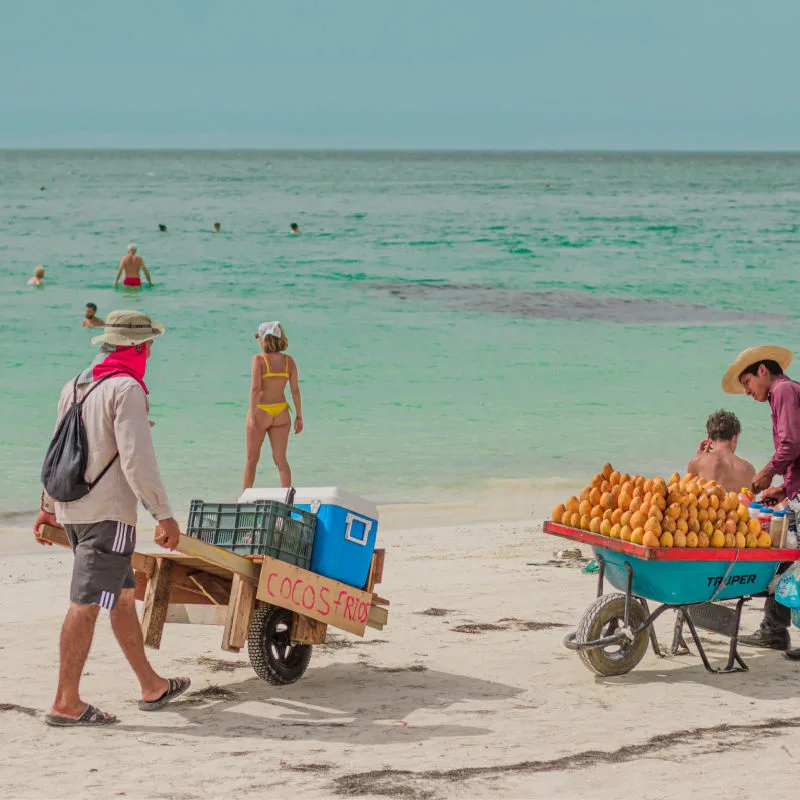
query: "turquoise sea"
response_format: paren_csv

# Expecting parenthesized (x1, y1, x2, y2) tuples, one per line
(1, 151, 798, 517)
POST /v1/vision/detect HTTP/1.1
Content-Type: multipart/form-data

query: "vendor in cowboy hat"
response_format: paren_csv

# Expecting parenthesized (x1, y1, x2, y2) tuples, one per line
(722, 344, 800, 656)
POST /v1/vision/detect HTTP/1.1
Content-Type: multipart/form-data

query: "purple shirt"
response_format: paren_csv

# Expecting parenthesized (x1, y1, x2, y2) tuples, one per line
(766, 375, 800, 500)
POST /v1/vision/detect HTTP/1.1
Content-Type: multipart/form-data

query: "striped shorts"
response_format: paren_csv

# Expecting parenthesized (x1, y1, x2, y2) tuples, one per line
(64, 521, 137, 610)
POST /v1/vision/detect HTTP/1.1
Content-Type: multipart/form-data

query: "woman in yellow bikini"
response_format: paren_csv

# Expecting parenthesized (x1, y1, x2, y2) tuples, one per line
(243, 321, 303, 490)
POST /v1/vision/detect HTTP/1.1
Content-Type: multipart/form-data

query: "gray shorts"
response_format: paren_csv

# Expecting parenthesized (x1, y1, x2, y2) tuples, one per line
(64, 521, 136, 610)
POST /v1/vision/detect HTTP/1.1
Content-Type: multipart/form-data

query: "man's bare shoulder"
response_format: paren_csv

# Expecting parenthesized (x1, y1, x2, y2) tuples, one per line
(687, 453, 710, 472)
(734, 455, 756, 480)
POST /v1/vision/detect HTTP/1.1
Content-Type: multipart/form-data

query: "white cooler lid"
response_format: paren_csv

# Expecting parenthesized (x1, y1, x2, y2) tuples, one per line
(238, 486, 378, 519)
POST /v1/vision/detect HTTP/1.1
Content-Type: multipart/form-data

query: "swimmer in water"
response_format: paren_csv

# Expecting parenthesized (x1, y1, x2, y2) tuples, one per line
(158, 224, 168, 233)
(27, 266, 46, 286)
(82, 302, 104, 328)
(213, 222, 221, 232)
(290, 223, 300, 235)
(113, 244, 153, 288)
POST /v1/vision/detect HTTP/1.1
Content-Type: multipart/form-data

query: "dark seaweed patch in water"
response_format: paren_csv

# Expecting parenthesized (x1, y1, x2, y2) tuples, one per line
(375, 282, 780, 325)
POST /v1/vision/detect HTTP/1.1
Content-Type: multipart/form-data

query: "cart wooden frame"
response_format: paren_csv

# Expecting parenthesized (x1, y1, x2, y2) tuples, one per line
(39, 525, 389, 685)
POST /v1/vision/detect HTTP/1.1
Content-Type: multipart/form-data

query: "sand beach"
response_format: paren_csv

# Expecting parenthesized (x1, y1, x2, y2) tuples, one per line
(3, 487, 800, 800)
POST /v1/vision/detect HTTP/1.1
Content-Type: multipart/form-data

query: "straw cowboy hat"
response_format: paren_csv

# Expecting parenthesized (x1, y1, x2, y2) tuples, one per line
(722, 345, 794, 394)
(91, 310, 165, 347)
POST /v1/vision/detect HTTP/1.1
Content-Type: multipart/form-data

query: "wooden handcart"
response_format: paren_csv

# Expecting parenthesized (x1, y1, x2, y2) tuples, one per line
(40, 525, 389, 685)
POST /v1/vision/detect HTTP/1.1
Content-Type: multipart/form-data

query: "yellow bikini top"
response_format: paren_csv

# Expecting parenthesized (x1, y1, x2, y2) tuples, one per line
(261, 354, 290, 379)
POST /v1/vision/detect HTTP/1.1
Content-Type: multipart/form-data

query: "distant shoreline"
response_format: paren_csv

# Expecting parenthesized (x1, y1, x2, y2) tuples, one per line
(4, 148, 800, 155)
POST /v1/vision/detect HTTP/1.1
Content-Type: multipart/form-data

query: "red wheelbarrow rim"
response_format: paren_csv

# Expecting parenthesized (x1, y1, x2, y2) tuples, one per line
(543, 521, 800, 563)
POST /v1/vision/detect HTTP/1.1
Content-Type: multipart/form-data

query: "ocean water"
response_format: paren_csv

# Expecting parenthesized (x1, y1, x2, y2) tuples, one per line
(1, 150, 799, 517)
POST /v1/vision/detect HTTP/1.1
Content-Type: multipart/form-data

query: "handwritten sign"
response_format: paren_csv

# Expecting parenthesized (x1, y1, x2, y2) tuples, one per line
(256, 557, 372, 636)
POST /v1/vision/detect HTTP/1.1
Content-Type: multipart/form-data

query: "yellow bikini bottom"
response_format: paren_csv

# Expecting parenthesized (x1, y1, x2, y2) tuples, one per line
(255, 402, 289, 418)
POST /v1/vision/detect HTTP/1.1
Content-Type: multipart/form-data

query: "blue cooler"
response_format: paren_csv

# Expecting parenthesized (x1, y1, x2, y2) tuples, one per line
(239, 487, 379, 588)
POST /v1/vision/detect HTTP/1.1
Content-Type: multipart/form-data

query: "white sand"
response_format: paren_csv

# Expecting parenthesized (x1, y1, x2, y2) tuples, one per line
(3, 490, 800, 799)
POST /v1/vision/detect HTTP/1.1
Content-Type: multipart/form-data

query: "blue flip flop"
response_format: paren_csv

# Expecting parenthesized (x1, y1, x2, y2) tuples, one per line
(138, 677, 191, 711)
(45, 703, 118, 727)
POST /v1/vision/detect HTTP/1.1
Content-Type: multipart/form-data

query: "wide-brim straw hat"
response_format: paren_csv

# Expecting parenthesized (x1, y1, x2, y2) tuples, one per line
(91, 309, 165, 347)
(722, 345, 793, 394)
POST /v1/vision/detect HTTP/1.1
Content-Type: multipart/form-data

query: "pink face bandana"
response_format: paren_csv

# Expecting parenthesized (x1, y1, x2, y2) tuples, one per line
(92, 344, 149, 393)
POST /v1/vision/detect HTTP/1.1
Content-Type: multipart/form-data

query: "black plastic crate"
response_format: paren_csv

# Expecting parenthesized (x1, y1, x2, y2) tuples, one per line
(186, 499, 316, 567)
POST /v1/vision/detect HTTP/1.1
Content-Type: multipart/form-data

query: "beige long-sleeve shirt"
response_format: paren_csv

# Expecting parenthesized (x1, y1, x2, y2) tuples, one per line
(41, 376, 174, 526)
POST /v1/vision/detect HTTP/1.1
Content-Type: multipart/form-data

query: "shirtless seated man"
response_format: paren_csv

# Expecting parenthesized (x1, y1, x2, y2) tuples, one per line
(686, 410, 755, 493)
(113, 244, 153, 288)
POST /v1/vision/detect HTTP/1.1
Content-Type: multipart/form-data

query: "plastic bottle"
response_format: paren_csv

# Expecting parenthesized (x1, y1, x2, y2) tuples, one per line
(771, 510, 786, 547)
(781, 512, 798, 549)
(758, 508, 774, 534)
(749, 502, 763, 520)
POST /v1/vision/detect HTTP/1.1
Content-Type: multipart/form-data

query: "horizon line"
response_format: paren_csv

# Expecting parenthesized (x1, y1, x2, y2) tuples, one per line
(3, 146, 800, 155)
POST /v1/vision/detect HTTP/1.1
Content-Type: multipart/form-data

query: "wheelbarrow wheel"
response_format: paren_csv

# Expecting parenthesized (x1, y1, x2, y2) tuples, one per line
(576, 593, 649, 677)
(247, 604, 312, 685)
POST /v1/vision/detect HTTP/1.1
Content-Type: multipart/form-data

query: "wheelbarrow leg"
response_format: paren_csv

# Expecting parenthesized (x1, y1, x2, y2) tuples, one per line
(681, 603, 749, 674)
(595, 555, 606, 598)
(670, 610, 691, 656)
(638, 598, 663, 658)
(725, 597, 749, 672)
(681, 609, 716, 672)
(623, 562, 633, 625)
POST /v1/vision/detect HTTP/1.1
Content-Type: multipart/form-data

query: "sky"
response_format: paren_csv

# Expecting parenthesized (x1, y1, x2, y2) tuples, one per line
(2, 0, 800, 149)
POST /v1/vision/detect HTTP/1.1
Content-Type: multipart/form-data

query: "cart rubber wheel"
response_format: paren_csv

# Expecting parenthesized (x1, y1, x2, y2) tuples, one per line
(576, 593, 649, 677)
(247, 604, 312, 685)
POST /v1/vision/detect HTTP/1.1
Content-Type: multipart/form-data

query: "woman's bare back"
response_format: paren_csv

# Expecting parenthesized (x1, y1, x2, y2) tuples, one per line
(253, 352, 293, 406)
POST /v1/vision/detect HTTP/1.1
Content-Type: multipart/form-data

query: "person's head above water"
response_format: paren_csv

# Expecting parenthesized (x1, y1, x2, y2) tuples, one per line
(290, 223, 300, 233)
(255, 320, 288, 353)
(33, 266, 46, 278)
(127, 243, 137, 255)
(85, 302, 98, 318)
(158, 224, 167, 232)
(705, 410, 742, 448)
(213, 222, 221, 232)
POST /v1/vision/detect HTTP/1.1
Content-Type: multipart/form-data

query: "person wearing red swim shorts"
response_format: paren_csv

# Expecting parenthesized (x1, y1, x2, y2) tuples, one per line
(113, 244, 153, 289)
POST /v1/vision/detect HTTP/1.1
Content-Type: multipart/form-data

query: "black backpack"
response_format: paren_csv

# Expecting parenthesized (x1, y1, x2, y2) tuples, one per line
(41, 373, 122, 502)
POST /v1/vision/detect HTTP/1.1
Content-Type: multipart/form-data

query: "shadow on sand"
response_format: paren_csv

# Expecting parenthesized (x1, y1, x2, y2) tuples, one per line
(114, 661, 524, 745)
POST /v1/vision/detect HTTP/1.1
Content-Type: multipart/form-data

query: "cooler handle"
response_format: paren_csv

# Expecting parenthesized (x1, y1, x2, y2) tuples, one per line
(344, 513, 372, 546)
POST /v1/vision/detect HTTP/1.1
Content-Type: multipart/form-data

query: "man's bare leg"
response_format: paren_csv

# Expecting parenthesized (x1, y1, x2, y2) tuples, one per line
(109, 589, 169, 702)
(51, 602, 100, 718)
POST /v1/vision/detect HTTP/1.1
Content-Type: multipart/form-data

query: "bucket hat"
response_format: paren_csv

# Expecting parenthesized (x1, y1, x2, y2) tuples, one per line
(91, 309, 165, 347)
(722, 345, 793, 394)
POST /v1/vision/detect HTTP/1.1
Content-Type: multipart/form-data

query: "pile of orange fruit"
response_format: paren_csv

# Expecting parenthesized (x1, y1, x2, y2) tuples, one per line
(551, 463, 771, 549)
